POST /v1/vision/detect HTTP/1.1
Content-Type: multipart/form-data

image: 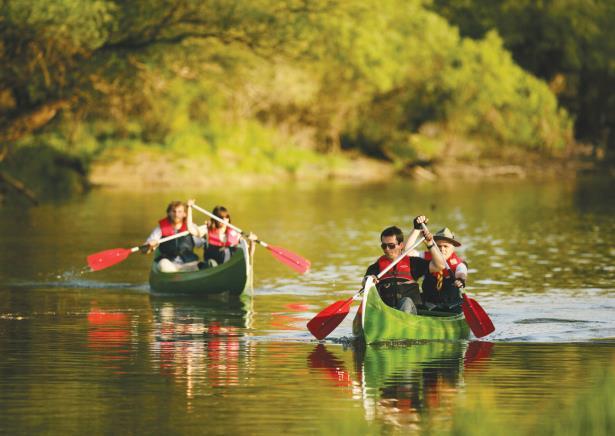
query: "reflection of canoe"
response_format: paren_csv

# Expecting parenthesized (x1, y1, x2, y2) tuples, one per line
(358, 341, 466, 422)
(361, 340, 466, 387)
(353, 281, 470, 344)
(149, 239, 252, 295)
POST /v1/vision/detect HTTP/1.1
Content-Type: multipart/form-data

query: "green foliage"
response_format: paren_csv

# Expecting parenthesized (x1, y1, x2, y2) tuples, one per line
(341, 6, 572, 166)
(6, 0, 116, 49)
(431, 0, 615, 154)
(441, 31, 572, 152)
(0, 0, 581, 197)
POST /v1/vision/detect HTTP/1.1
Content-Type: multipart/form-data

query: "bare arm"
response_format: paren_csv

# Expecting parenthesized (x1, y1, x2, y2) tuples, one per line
(186, 199, 204, 237)
(143, 226, 162, 254)
(404, 229, 421, 255)
(454, 262, 468, 288)
(423, 229, 445, 273)
(404, 215, 428, 255)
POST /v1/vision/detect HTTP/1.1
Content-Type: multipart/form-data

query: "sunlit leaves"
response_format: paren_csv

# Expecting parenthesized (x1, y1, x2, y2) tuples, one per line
(1, 0, 576, 178)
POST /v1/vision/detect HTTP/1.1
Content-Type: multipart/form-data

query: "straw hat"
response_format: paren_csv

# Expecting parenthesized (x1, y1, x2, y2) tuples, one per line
(433, 227, 461, 247)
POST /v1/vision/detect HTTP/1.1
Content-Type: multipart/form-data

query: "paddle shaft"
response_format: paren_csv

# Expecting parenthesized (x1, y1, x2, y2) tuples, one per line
(191, 204, 266, 244)
(133, 229, 192, 252)
(352, 236, 426, 301)
(376, 236, 425, 279)
(305, 236, 426, 340)
(87, 227, 195, 271)
(420, 223, 462, 282)
(421, 222, 495, 337)
(192, 203, 311, 274)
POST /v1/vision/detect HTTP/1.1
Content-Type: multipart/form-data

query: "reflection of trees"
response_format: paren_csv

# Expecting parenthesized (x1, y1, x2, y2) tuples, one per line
(308, 341, 494, 430)
(149, 296, 255, 405)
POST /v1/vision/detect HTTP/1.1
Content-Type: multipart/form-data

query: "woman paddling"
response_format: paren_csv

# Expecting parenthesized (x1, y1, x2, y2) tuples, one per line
(143, 200, 203, 272)
(188, 203, 257, 268)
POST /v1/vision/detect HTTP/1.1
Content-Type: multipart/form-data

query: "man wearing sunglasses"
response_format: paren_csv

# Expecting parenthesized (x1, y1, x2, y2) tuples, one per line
(363, 216, 444, 314)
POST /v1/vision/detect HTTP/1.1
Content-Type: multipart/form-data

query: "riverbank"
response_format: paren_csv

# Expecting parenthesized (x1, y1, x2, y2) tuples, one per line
(2, 145, 607, 205)
(88, 149, 397, 190)
(89, 149, 603, 191)
(404, 158, 602, 181)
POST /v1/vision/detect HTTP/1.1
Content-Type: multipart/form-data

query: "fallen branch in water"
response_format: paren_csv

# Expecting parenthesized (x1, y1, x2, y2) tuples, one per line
(0, 170, 38, 205)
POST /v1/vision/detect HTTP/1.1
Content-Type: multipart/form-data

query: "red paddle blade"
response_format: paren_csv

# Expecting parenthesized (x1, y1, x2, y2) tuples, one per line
(307, 298, 353, 340)
(87, 248, 133, 271)
(462, 294, 495, 338)
(266, 244, 311, 274)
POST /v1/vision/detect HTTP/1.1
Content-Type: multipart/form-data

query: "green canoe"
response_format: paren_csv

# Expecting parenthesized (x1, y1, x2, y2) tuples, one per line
(149, 239, 252, 296)
(352, 279, 470, 344)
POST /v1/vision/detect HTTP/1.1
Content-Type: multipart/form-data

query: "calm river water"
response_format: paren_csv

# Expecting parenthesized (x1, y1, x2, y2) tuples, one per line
(1, 177, 614, 434)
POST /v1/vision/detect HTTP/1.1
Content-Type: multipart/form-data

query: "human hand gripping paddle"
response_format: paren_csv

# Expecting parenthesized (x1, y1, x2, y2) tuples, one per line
(191, 203, 310, 274)
(86, 230, 191, 272)
(421, 223, 495, 338)
(306, 236, 426, 340)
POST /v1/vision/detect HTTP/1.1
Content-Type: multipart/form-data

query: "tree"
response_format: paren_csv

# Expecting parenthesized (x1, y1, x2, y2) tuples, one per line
(431, 0, 615, 158)
(0, 0, 336, 199)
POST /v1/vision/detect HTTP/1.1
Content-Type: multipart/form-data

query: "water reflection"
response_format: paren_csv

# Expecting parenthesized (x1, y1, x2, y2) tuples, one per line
(463, 341, 496, 371)
(148, 295, 255, 406)
(87, 307, 133, 374)
(308, 344, 354, 389)
(309, 341, 495, 429)
(358, 342, 466, 427)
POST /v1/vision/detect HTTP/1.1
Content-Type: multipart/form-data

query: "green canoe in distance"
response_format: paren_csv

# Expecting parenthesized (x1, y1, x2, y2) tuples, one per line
(353, 280, 470, 344)
(149, 239, 252, 296)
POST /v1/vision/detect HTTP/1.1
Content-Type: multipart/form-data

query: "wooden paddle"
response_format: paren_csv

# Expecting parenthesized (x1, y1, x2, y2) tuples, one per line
(192, 203, 310, 274)
(87, 230, 191, 272)
(422, 223, 495, 338)
(307, 236, 425, 340)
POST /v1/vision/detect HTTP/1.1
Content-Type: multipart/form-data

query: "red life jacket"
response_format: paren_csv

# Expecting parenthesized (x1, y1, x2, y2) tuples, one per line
(377, 255, 414, 282)
(158, 217, 187, 236)
(156, 217, 196, 262)
(423, 251, 464, 290)
(207, 227, 241, 247)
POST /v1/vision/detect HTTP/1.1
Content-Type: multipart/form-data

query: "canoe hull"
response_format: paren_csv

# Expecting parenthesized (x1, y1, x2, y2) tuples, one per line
(353, 280, 470, 344)
(149, 239, 252, 296)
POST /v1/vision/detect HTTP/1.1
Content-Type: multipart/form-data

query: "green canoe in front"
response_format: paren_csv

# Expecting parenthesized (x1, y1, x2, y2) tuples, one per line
(149, 239, 252, 296)
(353, 280, 470, 344)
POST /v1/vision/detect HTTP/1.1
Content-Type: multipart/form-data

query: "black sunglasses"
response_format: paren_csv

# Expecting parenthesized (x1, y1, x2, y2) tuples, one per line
(380, 242, 398, 250)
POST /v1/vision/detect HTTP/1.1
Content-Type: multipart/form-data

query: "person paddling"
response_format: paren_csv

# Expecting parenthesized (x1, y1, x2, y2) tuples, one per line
(363, 216, 444, 314)
(142, 200, 203, 272)
(189, 205, 257, 268)
(419, 227, 468, 313)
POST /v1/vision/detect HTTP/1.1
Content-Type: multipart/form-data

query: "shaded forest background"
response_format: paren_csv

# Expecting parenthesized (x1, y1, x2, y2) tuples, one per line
(0, 0, 612, 201)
